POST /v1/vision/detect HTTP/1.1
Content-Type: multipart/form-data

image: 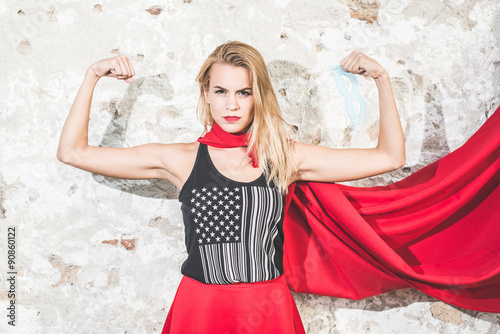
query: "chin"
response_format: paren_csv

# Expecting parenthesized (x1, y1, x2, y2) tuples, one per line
(218, 122, 251, 134)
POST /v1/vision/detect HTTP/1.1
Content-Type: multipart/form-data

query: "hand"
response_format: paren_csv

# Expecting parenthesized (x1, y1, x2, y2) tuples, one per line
(88, 55, 136, 83)
(340, 51, 387, 80)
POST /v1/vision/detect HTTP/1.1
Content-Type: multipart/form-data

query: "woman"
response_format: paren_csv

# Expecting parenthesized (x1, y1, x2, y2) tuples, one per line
(57, 41, 405, 333)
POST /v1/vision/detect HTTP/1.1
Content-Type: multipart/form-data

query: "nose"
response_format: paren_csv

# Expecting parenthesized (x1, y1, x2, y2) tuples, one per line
(226, 94, 239, 111)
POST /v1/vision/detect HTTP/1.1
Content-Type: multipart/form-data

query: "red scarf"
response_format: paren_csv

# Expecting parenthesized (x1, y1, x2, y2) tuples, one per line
(196, 113, 500, 313)
(198, 123, 258, 167)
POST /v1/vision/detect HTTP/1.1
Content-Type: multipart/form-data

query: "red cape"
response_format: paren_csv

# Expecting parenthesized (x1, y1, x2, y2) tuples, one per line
(283, 107, 500, 312)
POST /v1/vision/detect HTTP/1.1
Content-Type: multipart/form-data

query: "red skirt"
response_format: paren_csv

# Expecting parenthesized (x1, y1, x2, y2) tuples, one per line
(162, 275, 305, 334)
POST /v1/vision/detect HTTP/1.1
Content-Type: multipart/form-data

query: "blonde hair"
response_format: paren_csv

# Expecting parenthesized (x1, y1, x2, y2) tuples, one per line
(196, 41, 292, 194)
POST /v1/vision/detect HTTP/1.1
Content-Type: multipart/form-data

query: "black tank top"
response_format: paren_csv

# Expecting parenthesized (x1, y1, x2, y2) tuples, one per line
(178, 143, 285, 284)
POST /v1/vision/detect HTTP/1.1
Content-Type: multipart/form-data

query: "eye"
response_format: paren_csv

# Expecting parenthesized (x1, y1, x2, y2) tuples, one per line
(215, 89, 226, 94)
(239, 90, 252, 96)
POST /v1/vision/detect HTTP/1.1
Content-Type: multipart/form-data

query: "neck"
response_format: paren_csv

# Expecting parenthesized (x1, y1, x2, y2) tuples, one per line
(198, 123, 249, 148)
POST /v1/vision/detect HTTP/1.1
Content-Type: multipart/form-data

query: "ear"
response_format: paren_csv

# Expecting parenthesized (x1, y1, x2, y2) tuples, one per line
(204, 89, 210, 104)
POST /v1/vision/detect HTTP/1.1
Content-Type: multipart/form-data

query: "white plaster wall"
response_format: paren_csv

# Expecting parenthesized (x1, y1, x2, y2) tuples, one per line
(0, 0, 499, 333)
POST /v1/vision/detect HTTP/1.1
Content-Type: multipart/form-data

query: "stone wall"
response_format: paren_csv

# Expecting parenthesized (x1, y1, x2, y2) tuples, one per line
(1, 0, 499, 333)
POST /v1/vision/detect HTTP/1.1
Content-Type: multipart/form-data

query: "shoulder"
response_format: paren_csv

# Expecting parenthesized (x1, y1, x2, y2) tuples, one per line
(289, 141, 316, 166)
(157, 142, 200, 187)
(157, 141, 200, 167)
(160, 141, 200, 155)
(288, 141, 314, 181)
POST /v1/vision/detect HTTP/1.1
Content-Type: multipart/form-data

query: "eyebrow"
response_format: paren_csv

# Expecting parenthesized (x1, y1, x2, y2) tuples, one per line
(213, 85, 252, 92)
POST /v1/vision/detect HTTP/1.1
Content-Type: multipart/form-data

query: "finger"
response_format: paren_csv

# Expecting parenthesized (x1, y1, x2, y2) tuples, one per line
(344, 52, 366, 74)
(340, 51, 359, 72)
(115, 74, 132, 80)
(122, 56, 136, 81)
(120, 57, 135, 82)
(119, 55, 133, 76)
(125, 57, 135, 77)
(114, 57, 127, 76)
(109, 59, 124, 77)
(115, 73, 134, 83)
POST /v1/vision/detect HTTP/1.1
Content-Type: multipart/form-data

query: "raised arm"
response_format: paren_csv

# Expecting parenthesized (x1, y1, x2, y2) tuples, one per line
(291, 51, 405, 183)
(56, 56, 194, 189)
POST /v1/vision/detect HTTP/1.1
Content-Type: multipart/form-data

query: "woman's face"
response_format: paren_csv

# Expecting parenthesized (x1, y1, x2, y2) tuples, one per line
(204, 64, 255, 134)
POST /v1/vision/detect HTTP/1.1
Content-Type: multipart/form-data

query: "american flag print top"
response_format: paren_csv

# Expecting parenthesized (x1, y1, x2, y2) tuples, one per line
(178, 144, 285, 284)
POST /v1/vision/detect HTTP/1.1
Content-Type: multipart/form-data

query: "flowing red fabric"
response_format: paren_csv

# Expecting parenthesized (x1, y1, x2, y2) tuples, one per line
(199, 107, 500, 313)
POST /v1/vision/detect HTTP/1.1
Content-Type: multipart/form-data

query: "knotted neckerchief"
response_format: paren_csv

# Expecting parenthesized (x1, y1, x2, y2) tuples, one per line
(197, 123, 258, 167)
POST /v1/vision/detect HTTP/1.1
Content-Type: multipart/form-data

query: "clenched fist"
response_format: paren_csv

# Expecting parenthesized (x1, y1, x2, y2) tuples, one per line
(88, 55, 136, 83)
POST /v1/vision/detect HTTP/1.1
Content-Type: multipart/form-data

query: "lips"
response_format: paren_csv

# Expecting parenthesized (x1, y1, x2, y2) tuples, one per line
(223, 116, 241, 122)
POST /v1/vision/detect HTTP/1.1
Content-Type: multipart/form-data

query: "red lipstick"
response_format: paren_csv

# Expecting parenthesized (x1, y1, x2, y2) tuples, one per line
(223, 116, 241, 122)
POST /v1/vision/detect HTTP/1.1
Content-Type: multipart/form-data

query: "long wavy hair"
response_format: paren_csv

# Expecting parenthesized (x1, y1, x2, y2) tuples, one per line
(196, 41, 292, 194)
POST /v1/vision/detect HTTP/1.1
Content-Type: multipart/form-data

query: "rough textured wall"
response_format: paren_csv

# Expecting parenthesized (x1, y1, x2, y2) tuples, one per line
(1, 0, 499, 333)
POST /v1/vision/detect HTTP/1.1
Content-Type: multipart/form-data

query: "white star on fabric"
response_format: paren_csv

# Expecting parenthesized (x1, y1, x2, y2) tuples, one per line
(190, 186, 244, 245)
